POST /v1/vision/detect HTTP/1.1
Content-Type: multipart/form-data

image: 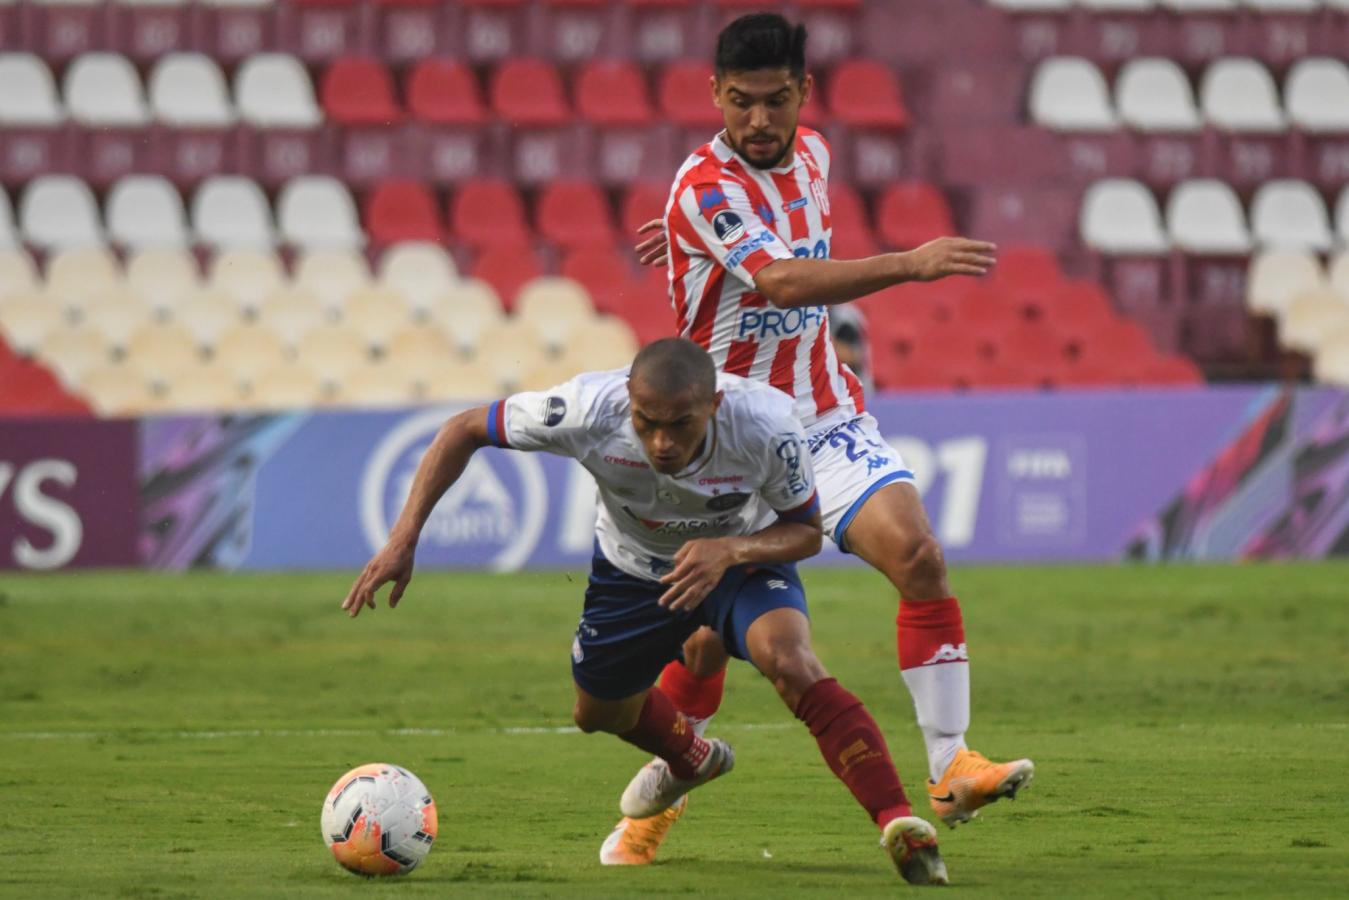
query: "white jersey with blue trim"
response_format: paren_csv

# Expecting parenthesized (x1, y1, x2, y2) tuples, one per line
(486, 369, 820, 583)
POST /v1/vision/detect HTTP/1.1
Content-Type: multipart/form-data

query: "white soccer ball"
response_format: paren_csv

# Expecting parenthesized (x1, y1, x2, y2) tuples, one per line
(321, 763, 438, 877)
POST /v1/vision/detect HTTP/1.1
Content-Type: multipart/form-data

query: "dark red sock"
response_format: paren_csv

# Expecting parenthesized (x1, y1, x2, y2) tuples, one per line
(658, 660, 726, 721)
(795, 678, 911, 829)
(618, 687, 711, 779)
(896, 597, 966, 671)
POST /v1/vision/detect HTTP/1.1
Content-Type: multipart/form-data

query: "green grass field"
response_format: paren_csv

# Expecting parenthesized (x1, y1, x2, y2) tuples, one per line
(1, 562, 1347, 898)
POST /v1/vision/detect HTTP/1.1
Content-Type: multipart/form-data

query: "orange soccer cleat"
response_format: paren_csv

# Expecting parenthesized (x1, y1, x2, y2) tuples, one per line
(927, 748, 1035, 828)
(599, 795, 687, 866)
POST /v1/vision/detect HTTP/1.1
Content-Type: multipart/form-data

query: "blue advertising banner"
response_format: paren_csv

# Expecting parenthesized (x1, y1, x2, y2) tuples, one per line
(134, 386, 1349, 571)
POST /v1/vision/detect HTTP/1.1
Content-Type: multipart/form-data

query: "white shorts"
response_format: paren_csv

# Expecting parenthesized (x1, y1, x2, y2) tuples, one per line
(807, 414, 915, 550)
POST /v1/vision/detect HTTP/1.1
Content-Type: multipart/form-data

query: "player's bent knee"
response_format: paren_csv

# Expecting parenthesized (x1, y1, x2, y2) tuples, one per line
(682, 628, 729, 679)
(758, 645, 828, 703)
(894, 534, 948, 598)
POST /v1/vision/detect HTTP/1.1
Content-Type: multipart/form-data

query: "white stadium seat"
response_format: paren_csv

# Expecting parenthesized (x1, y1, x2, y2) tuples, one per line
(63, 53, 150, 126)
(1245, 250, 1325, 317)
(106, 176, 190, 249)
(1029, 57, 1116, 132)
(1286, 59, 1349, 133)
(0, 53, 64, 125)
(1249, 180, 1333, 252)
(19, 176, 102, 249)
(1165, 179, 1252, 254)
(1200, 58, 1284, 132)
(149, 53, 236, 127)
(1080, 179, 1170, 254)
(234, 54, 322, 128)
(1115, 59, 1201, 132)
(192, 176, 275, 248)
(277, 177, 364, 249)
(377, 243, 459, 310)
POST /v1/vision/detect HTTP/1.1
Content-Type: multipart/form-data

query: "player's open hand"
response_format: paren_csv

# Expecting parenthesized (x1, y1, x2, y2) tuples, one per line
(635, 219, 670, 268)
(904, 237, 997, 281)
(342, 539, 416, 618)
(658, 538, 736, 612)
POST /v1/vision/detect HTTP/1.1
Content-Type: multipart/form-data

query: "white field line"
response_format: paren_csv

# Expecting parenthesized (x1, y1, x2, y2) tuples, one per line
(0, 722, 798, 741)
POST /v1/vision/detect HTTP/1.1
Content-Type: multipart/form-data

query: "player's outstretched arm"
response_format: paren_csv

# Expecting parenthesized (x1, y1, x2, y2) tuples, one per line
(341, 407, 493, 618)
(658, 511, 823, 612)
(753, 237, 997, 310)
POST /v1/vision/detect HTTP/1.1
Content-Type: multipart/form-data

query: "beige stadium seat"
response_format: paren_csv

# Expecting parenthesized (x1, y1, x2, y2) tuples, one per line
(515, 277, 596, 350)
(1279, 291, 1349, 354)
(1312, 328, 1349, 386)
(294, 323, 371, 380)
(377, 243, 459, 310)
(161, 362, 247, 412)
(556, 316, 640, 371)
(125, 321, 203, 381)
(1329, 252, 1349, 301)
(0, 291, 66, 351)
(424, 279, 505, 352)
(519, 359, 585, 392)
(37, 324, 113, 386)
(125, 248, 201, 313)
(78, 363, 156, 416)
(213, 322, 289, 380)
(472, 319, 551, 391)
(0, 248, 39, 297)
(258, 287, 328, 345)
(246, 363, 326, 411)
(333, 359, 419, 408)
(209, 248, 286, 311)
(45, 246, 123, 310)
(384, 323, 457, 383)
(174, 289, 243, 343)
(1245, 250, 1324, 317)
(293, 247, 372, 309)
(79, 289, 152, 347)
(340, 286, 414, 347)
(420, 357, 509, 402)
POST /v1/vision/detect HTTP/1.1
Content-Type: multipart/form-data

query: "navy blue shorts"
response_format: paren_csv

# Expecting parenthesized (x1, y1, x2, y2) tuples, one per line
(571, 549, 810, 701)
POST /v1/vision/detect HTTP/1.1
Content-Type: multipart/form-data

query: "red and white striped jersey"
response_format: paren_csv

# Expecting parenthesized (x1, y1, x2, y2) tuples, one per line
(664, 126, 866, 430)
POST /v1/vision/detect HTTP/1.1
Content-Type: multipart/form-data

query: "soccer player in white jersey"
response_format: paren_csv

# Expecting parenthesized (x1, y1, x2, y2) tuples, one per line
(602, 14, 1034, 865)
(342, 339, 948, 885)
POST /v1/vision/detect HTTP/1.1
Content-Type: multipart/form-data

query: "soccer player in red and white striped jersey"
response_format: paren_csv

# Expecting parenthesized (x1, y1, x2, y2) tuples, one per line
(601, 13, 1035, 873)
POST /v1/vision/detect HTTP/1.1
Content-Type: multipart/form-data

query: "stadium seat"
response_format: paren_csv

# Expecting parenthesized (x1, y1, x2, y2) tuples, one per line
(208, 247, 286, 311)
(173, 288, 242, 343)
(333, 358, 420, 407)
(1279, 289, 1349, 354)
(1199, 58, 1285, 132)
(294, 322, 370, 379)
(46, 246, 122, 310)
(555, 315, 640, 372)
(0, 53, 64, 124)
(321, 57, 403, 125)
(213, 321, 290, 378)
(1080, 178, 1170, 253)
(1029, 57, 1116, 131)
(875, 182, 955, 250)
(106, 176, 190, 249)
(377, 243, 459, 310)
(827, 60, 908, 129)
(515, 277, 595, 349)
(620, 182, 670, 239)
(418, 355, 502, 401)
(0, 247, 39, 296)
(339, 286, 414, 346)
(422, 279, 505, 352)
(277, 176, 364, 248)
(161, 360, 248, 412)
(148, 53, 236, 127)
(293, 247, 372, 308)
(365, 182, 442, 246)
(124, 320, 203, 381)
(994, 246, 1064, 297)
(382, 322, 457, 383)
(1136, 354, 1203, 387)
(1249, 180, 1334, 252)
(535, 181, 616, 249)
(406, 58, 487, 124)
(561, 248, 635, 316)
(490, 58, 570, 126)
(235, 54, 323, 127)
(1165, 179, 1252, 253)
(81, 288, 151, 346)
(77, 363, 156, 416)
(471, 318, 550, 389)
(659, 60, 722, 127)
(1115, 58, 1201, 132)
(1245, 249, 1324, 317)
(470, 244, 541, 310)
(1314, 329, 1349, 386)
(192, 176, 276, 248)
(257, 287, 327, 344)
(247, 362, 326, 410)
(1285, 58, 1349, 133)
(450, 180, 530, 248)
(575, 60, 654, 126)
(19, 176, 102, 249)
(125, 248, 200, 313)
(0, 292, 65, 352)
(64, 53, 150, 126)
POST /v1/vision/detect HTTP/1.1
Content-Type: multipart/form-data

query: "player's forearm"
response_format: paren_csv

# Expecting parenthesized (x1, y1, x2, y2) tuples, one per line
(754, 255, 917, 309)
(388, 410, 489, 546)
(724, 520, 823, 567)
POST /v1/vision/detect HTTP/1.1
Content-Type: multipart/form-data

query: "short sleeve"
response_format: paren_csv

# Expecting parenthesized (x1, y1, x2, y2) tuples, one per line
(487, 376, 594, 455)
(760, 427, 819, 523)
(671, 179, 795, 288)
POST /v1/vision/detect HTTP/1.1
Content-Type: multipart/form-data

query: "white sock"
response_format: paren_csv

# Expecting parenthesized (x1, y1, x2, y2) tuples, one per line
(900, 662, 970, 783)
(689, 714, 713, 738)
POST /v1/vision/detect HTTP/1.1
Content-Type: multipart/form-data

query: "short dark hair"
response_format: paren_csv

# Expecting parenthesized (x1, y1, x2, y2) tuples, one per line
(629, 338, 717, 402)
(715, 13, 808, 80)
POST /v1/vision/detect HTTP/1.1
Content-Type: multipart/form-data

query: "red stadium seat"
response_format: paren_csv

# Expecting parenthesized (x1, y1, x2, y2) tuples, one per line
(536, 181, 616, 250)
(659, 60, 722, 128)
(575, 60, 654, 126)
(472, 243, 541, 310)
(620, 266, 677, 345)
(322, 58, 403, 125)
(875, 182, 954, 251)
(1137, 354, 1204, 386)
(562, 248, 635, 317)
(365, 181, 443, 245)
(621, 182, 670, 238)
(829, 183, 871, 235)
(490, 58, 570, 126)
(827, 60, 908, 129)
(450, 180, 530, 248)
(407, 59, 486, 124)
(1074, 318, 1157, 370)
